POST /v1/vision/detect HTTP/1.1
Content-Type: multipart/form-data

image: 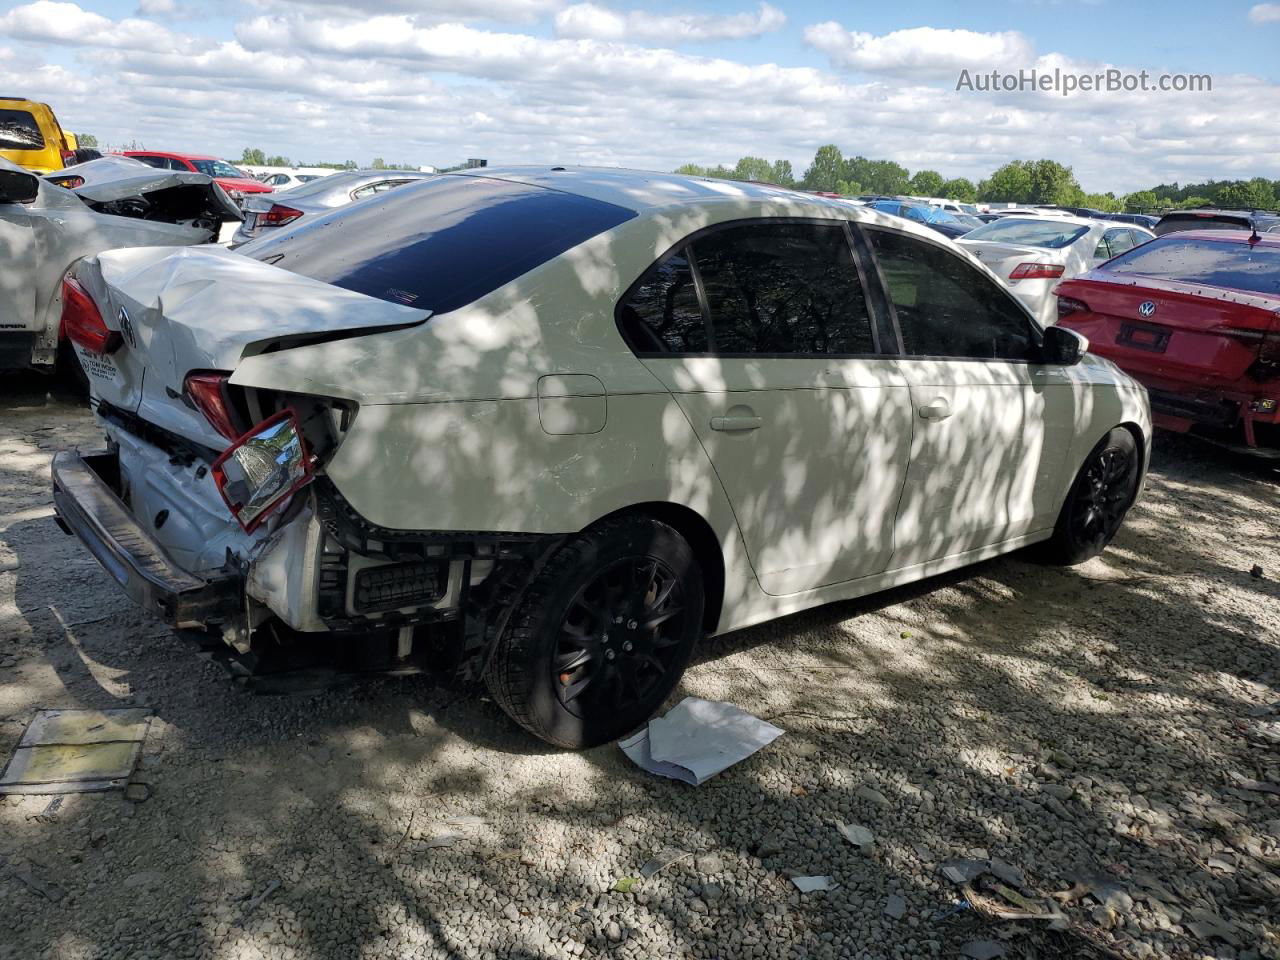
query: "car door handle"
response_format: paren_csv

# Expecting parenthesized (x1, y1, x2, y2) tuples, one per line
(710, 415, 763, 432)
(918, 398, 952, 421)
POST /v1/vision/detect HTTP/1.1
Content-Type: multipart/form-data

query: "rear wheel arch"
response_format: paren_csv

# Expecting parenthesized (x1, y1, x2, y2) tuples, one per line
(585, 501, 725, 635)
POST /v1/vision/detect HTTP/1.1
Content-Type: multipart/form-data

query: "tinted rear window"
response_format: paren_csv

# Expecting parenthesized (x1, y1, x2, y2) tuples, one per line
(1154, 214, 1251, 236)
(961, 218, 1090, 249)
(246, 175, 637, 314)
(0, 110, 44, 150)
(1102, 235, 1280, 295)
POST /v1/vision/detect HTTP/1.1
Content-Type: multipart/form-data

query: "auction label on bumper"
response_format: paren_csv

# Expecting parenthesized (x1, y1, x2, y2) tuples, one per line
(76, 348, 121, 382)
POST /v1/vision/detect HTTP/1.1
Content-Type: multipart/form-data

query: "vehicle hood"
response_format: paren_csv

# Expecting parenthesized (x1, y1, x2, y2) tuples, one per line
(45, 155, 243, 222)
(219, 177, 273, 192)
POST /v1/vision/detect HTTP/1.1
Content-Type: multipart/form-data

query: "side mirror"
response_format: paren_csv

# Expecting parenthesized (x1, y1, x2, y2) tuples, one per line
(0, 168, 40, 204)
(1043, 325, 1089, 365)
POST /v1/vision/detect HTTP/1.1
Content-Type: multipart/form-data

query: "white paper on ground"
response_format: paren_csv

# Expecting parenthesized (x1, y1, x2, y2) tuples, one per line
(791, 875, 839, 893)
(618, 698, 784, 786)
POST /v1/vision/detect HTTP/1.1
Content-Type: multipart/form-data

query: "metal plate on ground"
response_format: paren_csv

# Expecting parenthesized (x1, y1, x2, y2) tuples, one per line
(0, 708, 151, 795)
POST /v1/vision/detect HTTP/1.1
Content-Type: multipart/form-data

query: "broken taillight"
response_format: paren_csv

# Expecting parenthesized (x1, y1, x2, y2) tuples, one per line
(1056, 296, 1090, 320)
(184, 372, 241, 442)
(1009, 262, 1066, 281)
(259, 204, 303, 227)
(61, 277, 120, 355)
(212, 409, 314, 532)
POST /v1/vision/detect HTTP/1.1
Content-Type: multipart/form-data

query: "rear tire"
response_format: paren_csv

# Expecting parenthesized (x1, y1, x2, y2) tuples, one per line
(485, 516, 704, 749)
(1040, 427, 1140, 565)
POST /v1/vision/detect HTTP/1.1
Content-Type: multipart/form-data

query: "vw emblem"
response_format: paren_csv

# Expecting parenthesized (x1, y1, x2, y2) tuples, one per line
(118, 306, 137, 349)
(1138, 300, 1157, 319)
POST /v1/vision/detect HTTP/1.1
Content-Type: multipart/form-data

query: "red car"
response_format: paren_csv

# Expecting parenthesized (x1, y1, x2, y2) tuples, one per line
(119, 151, 272, 205)
(1055, 230, 1280, 451)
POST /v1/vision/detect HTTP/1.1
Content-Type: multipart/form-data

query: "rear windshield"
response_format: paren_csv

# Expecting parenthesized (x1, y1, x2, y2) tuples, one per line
(960, 218, 1091, 249)
(246, 175, 637, 314)
(1102, 235, 1280, 295)
(0, 110, 44, 150)
(1154, 214, 1251, 236)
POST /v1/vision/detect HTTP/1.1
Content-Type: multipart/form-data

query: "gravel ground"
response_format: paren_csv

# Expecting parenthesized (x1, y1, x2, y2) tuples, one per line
(2, 376, 1278, 960)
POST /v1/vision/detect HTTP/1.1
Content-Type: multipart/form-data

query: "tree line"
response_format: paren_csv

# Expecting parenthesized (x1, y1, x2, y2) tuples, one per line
(675, 145, 1280, 214)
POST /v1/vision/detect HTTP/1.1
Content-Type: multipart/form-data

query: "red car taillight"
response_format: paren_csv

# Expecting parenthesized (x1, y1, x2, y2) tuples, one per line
(61, 277, 121, 354)
(212, 409, 315, 532)
(184, 372, 241, 442)
(259, 204, 303, 226)
(60, 148, 76, 166)
(1056, 296, 1090, 320)
(1009, 262, 1066, 281)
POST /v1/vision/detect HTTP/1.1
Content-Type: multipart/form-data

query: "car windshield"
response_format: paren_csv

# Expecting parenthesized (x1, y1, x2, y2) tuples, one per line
(0, 110, 44, 150)
(960, 218, 1091, 249)
(245, 174, 637, 314)
(1101, 236, 1280, 295)
(191, 159, 249, 179)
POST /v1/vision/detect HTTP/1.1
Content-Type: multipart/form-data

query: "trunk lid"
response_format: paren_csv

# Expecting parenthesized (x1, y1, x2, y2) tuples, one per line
(1058, 272, 1279, 387)
(76, 245, 430, 447)
(957, 240, 1066, 282)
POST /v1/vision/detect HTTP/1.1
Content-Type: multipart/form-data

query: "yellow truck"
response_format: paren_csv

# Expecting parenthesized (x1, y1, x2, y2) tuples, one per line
(0, 98, 98, 174)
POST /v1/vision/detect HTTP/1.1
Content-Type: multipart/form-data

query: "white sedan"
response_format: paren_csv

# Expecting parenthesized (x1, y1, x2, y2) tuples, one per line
(51, 167, 1151, 748)
(957, 217, 1155, 325)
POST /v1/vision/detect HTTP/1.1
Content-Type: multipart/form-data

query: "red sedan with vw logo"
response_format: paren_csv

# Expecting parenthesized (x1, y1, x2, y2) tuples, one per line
(1055, 229, 1280, 453)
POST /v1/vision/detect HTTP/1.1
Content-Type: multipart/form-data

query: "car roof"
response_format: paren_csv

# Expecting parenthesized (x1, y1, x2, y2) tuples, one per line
(450, 168, 911, 227)
(1155, 228, 1280, 246)
(124, 150, 220, 161)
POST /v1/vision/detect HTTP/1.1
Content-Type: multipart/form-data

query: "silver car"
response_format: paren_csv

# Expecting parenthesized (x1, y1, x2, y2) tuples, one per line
(230, 169, 436, 247)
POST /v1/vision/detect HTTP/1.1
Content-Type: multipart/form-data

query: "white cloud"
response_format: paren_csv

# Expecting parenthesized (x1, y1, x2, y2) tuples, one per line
(1248, 3, 1280, 22)
(246, 0, 564, 22)
(136, 0, 177, 14)
(0, 0, 190, 52)
(553, 2, 784, 43)
(805, 23, 1034, 79)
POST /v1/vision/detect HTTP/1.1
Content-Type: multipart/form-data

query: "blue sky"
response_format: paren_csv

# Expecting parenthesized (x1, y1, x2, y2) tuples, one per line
(2, 0, 1277, 192)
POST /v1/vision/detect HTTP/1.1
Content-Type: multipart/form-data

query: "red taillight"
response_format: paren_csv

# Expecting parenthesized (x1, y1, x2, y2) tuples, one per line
(60, 149, 76, 166)
(61, 277, 120, 354)
(259, 204, 303, 226)
(1009, 262, 1066, 281)
(212, 409, 314, 532)
(1056, 296, 1090, 320)
(184, 372, 240, 442)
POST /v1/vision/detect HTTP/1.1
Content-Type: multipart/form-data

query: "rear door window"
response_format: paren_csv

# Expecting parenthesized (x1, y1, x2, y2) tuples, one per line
(866, 227, 1037, 360)
(693, 222, 875, 355)
(1104, 229, 1136, 257)
(617, 249, 707, 353)
(246, 174, 637, 314)
(0, 110, 43, 150)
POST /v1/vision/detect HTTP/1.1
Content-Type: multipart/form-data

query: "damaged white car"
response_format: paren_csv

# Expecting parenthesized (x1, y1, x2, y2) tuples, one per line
(52, 167, 1151, 748)
(0, 155, 240, 372)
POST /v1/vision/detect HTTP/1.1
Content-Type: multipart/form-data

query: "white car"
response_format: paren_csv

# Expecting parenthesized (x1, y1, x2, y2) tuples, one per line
(256, 171, 327, 190)
(0, 155, 240, 372)
(51, 167, 1151, 748)
(957, 217, 1155, 325)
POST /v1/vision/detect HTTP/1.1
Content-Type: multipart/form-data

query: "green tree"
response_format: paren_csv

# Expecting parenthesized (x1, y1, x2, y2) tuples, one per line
(1176, 195, 1210, 209)
(1081, 192, 1122, 213)
(1217, 178, 1276, 210)
(834, 179, 863, 196)
(908, 169, 945, 196)
(1124, 190, 1159, 213)
(674, 163, 706, 176)
(979, 161, 1034, 203)
(844, 156, 910, 195)
(265, 154, 291, 166)
(770, 160, 794, 187)
(940, 177, 977, 203)
(732, 156, 775, 182)
(1026, 159, 1082, 205)
(372, 157, 386, 169)
(240, 147, 266, 165)
(75, 132, 98, 149)
(802, 144, 844, 192)
(342, 160, 357, 170)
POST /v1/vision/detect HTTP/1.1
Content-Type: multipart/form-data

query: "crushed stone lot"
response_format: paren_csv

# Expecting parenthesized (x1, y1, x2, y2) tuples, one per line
(2, 378, 1278, 960)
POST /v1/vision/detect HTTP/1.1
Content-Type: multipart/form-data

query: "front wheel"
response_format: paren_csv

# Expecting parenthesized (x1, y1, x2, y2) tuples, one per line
(1040, 427, 1140, 565)
(485, 516, 704, 749)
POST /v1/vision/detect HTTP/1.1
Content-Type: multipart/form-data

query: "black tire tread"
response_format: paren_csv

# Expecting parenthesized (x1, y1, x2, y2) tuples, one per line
(484, 516, 686, 748)
(1039, 426, 1138, 566)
